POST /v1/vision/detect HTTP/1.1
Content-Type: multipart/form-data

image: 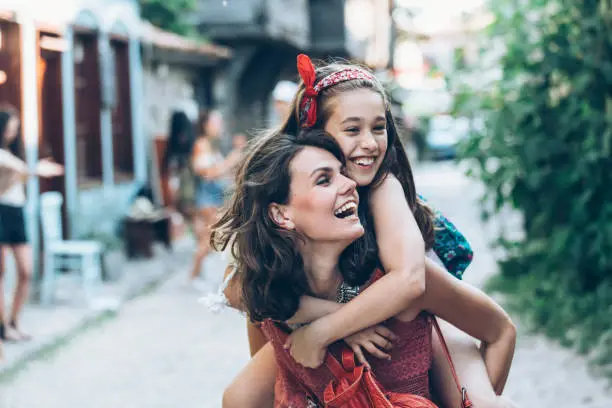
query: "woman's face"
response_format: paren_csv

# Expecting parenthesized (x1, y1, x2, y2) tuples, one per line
(323, 88, 388, 187)
(206, 112, 223, 140)
(4, 116, 19, 144)
(272, 146, 364, 245)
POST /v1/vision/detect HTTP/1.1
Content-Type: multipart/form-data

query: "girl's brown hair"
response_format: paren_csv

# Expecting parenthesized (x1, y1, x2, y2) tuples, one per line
(279, 61, 435, 283)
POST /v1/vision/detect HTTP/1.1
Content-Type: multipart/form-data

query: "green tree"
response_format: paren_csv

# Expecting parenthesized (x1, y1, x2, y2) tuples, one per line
(139, 0, 197, 36)
(456, 0, 612, 367)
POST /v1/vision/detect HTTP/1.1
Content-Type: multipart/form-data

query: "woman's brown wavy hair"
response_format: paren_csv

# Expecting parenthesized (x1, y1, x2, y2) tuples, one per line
(211, 129, 348, 322)
(278, 61, 436, 278)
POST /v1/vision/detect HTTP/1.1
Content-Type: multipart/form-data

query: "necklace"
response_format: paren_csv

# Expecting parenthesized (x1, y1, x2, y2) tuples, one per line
(336, 281, 361, 304)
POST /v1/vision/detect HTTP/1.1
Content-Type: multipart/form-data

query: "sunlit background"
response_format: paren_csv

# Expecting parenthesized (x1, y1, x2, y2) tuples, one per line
(0, 0, 611, 407)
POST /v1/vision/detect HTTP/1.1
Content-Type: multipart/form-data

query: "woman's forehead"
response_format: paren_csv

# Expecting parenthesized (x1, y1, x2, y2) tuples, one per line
(290, 147, 341, 178)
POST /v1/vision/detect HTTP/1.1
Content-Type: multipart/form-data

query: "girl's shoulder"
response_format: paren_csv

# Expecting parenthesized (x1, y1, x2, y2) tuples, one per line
(368, 174, 406, 211)
(369, 174, 402, 198)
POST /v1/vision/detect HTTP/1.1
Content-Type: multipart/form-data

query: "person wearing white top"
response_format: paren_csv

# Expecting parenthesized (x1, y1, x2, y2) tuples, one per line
(189, 111, 243, 283)
(0, 107, 63, 348)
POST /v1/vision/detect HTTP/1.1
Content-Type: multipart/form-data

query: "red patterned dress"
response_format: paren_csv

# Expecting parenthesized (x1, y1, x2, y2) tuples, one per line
(261, 311, 433, 407)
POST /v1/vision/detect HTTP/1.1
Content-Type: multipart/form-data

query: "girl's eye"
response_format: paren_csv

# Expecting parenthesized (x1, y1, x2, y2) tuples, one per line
(373, 125, 386, 133)
(345, 127, 360, 134)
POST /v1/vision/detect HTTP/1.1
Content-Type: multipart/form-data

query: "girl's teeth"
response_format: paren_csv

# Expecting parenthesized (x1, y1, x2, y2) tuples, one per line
(354, 158, 374, 166)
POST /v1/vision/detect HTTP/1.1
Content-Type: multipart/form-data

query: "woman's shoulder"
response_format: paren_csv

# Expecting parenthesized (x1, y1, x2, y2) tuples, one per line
(193, 138, 211, 152)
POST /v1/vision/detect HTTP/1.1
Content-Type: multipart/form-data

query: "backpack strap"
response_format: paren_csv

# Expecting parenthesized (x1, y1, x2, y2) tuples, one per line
(431, 317, 473, 408)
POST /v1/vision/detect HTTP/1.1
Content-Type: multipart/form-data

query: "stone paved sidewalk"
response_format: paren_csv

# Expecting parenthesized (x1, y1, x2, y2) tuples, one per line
(0, 236, 195, 376)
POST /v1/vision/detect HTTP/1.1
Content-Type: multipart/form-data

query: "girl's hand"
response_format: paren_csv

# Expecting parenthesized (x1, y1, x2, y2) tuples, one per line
(284, 324, 327, 368)
(344, 325, 398, 369)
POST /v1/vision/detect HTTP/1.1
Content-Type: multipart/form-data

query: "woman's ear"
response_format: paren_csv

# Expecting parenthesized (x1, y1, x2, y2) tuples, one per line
(269, 203, 295, 230)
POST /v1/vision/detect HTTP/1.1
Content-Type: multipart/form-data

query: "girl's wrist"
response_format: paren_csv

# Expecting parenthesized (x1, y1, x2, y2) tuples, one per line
(310, 315, 336, 347)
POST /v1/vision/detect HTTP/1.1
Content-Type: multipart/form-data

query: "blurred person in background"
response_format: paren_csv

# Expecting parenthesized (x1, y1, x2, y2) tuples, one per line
(162, 110, 197, 217)
(272, 80, 298, 125)
(226, 133, 248, 183)
(189, 110, 243, 284)
(232, 133, 248, 151)
(0, 106, 63, 345)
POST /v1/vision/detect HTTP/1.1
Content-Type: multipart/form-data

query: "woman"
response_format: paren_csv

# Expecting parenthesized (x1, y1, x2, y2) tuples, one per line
(0, 106, 63, 344)
(214, 130, 516, 407)
(190, 110, 242, 282)
(162, 110, 197, 217)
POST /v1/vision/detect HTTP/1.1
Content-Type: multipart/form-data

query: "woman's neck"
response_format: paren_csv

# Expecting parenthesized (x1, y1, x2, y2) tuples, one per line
(301, 243, 344, 301)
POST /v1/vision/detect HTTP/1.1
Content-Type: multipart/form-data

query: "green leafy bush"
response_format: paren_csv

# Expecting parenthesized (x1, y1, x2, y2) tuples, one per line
(139, 0, 197, 36)
(456, 0, 612, 364)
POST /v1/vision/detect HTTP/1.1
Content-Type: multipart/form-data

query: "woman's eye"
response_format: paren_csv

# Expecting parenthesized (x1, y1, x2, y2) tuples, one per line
(373, 125, 386, 133)
(344, 127, 360, 134)
(316, 176, 331, 186)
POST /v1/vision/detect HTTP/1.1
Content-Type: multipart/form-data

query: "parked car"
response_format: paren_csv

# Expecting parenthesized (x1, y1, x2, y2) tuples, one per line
(425, 115, 469, 160)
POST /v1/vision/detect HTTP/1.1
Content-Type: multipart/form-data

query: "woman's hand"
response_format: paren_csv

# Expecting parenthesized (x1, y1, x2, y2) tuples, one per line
(283, 324, 327, 368)
(344, 325, 398, 369)
(36, 159, 63, 178)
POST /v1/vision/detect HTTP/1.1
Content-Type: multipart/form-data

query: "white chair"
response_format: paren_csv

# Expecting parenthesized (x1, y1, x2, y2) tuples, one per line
(39, 191, 103, 306)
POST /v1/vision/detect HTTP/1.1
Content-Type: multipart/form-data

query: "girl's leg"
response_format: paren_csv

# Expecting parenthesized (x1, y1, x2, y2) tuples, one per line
(430, 320, 517, 408)
(223, 342, 277, 408)
(247, 320, 269, 357)
(189, 207, 216, 280)
(8, 244, 32, 339)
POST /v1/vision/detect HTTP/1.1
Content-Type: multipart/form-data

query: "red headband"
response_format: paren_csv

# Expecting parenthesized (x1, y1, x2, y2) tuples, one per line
(297, 54, 375, 128)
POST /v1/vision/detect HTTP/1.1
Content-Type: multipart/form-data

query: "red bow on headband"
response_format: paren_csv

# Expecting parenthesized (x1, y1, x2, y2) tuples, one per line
(297, 54, 318, 128)
(296, 53, 377, 128)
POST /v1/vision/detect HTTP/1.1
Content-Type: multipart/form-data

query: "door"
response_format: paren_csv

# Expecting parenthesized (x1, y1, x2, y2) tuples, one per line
(38, 31, 67, 236)
(73, 31, 102, 187)
(110, 38, 133, 182)
(0, 20, 21, 110)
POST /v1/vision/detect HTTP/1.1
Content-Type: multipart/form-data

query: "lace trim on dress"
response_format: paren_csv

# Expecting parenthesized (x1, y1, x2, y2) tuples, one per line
(198, 265, 245, 315)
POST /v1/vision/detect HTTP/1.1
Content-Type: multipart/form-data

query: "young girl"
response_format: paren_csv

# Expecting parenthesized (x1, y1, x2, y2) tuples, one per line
(214, 130, 515, 407)
(215, 55, 504, 406)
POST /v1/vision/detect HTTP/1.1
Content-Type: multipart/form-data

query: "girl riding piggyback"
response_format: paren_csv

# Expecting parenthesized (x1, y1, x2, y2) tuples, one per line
(218, 55, 515, 407)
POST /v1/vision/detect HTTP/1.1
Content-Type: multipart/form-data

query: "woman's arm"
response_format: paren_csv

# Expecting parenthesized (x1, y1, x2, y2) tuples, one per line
(0, 149, 28, 180)
(192, 140, 241, 180)
(290, 176, 427, 350)
(420, 259, 516, 394)
(0, 151, 62, 185)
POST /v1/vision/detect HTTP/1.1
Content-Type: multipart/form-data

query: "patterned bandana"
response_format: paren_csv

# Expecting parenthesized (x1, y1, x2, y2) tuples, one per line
(296, 54, 375, 128)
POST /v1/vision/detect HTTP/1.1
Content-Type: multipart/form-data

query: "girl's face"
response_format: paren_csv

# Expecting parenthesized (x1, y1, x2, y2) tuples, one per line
(4, 116, 19, 144)
(271, 146, 363, 245)
(323, 88, 388, 187)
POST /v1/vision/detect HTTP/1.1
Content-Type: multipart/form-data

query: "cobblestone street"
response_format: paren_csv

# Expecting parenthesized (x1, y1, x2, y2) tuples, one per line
(1, 162, 612, 407)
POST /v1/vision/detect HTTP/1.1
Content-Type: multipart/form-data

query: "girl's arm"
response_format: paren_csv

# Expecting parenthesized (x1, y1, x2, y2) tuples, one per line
(420, 259, 516, 394)
(289, 175, 427, 350)
(223, 265, 395, 363)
